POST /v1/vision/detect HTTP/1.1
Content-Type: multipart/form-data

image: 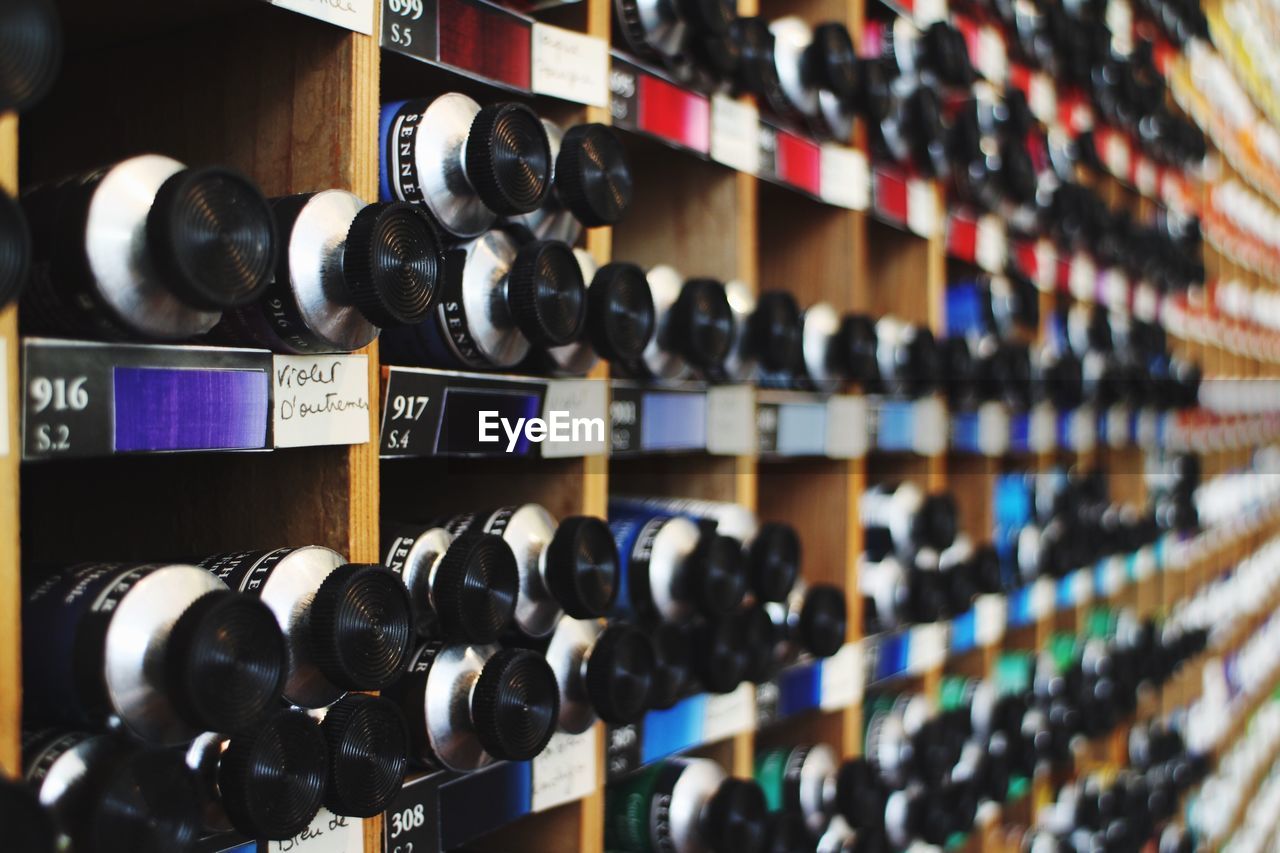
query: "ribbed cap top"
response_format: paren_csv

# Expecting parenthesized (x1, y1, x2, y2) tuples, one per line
(676, 0, 736, 35)
(544, 516, 620, 618)
(586, 262, 655, 364)
(0, 0, 62, 113)
(737, 604, 780, 684)
(647, 621, 693, 710)
(146, 166, 276, 311)
(689, 531, 748, 617)
(555, 124, 633, 228)
(747, 522, 800, 602)
(506, 239, 587, 347)
(88, 748, 201, 853)
(748, 291, 803, 373)
(834, 757, 886, 830)
(702, 779, 768, 853)
(164, 590, 286, 735)
(319, 693, 410, 817)
(808, 23, 859, 101)
(799, 584, 848, 658)
(471, 648, 560, 761)
(692, 616, 748, 694)
(308, 563, 414, 691)
(465, 102, 552, 216)
(430, 532, 519, 644)
(732, 18, 788, 114)
(0, 188, 30, 308)
(0, 779, 54, 853)
(912, 493, 958, 551)
(672, 278, 735, 372)
(583, 622, 655, 724)
(217, 709, 328, 840)
(343, 201, 443, 328)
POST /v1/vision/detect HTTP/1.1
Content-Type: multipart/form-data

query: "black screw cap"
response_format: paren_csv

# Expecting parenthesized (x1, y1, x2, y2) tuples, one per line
(747, 522, 800, 602)
(507, 239, 587, 348)
(799, 583, 848, 658)
(88, 748, 202, 853)
(737, 603, 781, 684)
(545, 515, 620, 619)
(690, 531, 748, 617)
(471, 647, 560, 761)
(555, 124, 633, 228)
(217, 709, 328, 840)
(692, 616, 749, 694)
(583, 622, 656, 724)
(0, 0, 62, 113)
(672, 277, 735, 372)
(0, 188, 30, 308)
(147, 166, 276, 311)
(343, 201, 443, 328)
(702, 779, 768, 853)
(807, 23, 859, 101)
(319, 693, 410, 818)
(430, 532, 519, 644)
(748, 291, 803, 374)
(309, 563, 414, 691)
(647, 621, 693, 710)
(0, 778, 54, 853)
(465, 102, 552, 216)
(587, 262, 655, 365)
(165, 590, 286, 735)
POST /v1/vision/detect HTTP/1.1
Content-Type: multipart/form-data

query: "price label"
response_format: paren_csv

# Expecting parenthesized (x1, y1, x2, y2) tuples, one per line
(977, 401, 1010, 457)
(1031, 577, 1056, 619)
(267, 808, 362, 852)
(1028, 74, 1056, 124)
(976, 215, 1006, 273)
(706, 385, 756, 455)
(977, 26, 1007, 82)
(710, 95, 761, 175)
(974, 594, 1007, 646)
(1069, 252, 1096, 303)
(820, 644, 864, 710)
(531, 23, 609, 107)
(908, 623, 947, 673)
(703, 683, 755, 742)
(1034, 240, 1057, 291)
(907, 179, 937, 237)
(1028, 402, 1056, 453)
(820, 144, 869, 210)
(532, 729, 597, 812)
(272, 355, 371, 448)
(912, 396, 947, 456)
(913, 0, 947, 25)
(1072, 568, 1094, 605)
(276, 0, 375, 34)
(1104, 131, 1130, 177)
(540, 378, 608, 458)
(825, 395, 868, 458)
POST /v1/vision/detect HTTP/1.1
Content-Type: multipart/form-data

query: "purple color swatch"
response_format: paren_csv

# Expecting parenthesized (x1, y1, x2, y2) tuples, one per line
(113, 367, 269, 452)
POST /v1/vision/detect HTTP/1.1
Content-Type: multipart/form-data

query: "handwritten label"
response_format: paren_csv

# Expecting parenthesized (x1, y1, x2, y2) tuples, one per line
(825, 394, 868, 458)
(540, 378, 608, 458)
(702, 683, 755, 742)
(907, 179, 937, 237)
(710, 95, 760, 175)
(532, 728, 597, 812)
(820, 644, 864, 710)
(272, 355, 371, 448)
(820, 144, 869, 210)
(268, 808, 362, 852)
(273, 0, 374, 34)
(706, 385, 756, 455)
(531, 23, 609, 107)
